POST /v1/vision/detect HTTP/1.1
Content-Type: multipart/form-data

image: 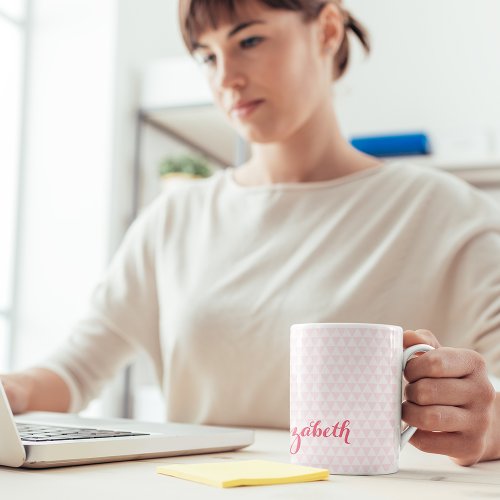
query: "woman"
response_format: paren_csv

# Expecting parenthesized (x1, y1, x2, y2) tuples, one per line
(2, 0, 500, 466)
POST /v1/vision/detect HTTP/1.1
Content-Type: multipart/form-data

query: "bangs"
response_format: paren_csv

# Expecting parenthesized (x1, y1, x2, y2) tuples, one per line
(179, 0, 312, 52)
(180, 0, 241, 52)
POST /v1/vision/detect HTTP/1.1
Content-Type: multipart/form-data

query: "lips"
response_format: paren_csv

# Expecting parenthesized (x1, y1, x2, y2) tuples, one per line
(230, 99, 264, 118)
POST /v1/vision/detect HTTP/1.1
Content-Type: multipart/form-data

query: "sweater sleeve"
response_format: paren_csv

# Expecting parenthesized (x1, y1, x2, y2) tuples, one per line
(421, 170, 500, 377)
(441, 228, 500, 377)
(38, 195, 165, 412)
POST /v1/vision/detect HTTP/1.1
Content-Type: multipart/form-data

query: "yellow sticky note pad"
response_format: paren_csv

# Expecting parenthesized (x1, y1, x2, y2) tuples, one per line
(156, 460, 329, 488)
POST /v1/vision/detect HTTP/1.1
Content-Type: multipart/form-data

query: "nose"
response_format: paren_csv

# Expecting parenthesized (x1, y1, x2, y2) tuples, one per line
(213, 54, 246, 92)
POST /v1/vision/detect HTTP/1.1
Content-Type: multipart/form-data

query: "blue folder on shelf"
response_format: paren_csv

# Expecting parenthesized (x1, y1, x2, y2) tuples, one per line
(350, 132, 431, 157)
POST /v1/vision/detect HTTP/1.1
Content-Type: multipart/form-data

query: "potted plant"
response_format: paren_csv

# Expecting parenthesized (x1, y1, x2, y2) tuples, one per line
(159, 154, 213, 188)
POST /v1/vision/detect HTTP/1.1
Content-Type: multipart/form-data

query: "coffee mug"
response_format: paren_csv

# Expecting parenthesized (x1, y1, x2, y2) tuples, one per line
(290, 323, 434, 475)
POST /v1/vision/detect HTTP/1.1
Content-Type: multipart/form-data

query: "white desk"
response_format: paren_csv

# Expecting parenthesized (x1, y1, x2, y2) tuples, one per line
(1, 429, 499, 500)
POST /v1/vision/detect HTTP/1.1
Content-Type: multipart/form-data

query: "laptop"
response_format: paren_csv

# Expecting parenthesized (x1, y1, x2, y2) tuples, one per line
(0, 383, 254, 468)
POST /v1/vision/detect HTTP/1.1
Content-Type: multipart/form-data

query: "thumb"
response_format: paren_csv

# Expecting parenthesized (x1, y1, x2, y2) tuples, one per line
(403, 329, 441, 349)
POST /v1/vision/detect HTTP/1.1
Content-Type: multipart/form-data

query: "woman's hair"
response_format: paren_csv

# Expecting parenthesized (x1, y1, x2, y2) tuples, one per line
(179, 0, 370, 81)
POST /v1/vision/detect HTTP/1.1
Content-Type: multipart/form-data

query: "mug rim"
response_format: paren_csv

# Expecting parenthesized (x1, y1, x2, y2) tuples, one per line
(291, 322, 402, 330)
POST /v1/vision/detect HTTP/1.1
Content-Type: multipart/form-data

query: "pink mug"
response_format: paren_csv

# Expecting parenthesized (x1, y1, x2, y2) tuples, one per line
(290, 323, 434, 475)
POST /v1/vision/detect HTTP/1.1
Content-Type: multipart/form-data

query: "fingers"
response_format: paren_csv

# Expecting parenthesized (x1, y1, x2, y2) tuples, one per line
(405, 377, 476, 407)
(403, 329, 441, 350)
(402, 401, 471, 432)
(409, 430, 487, 466)
(401, 330, 495, 465)
(404, 347, 481, 383)
(1, 378, 28, 414)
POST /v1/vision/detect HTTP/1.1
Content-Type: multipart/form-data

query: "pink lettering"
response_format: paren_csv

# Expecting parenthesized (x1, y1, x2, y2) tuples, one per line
(332, 422, 340, 437)
(312, 420, 322, 437)
(290, 420, 352, 454)
(339, 420, 351, 445)
(290, 427, 301, 455)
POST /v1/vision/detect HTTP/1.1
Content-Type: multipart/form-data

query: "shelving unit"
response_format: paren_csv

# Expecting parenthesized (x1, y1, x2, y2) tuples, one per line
(138, 105, 239, 166)
(133, 110, 500, 215)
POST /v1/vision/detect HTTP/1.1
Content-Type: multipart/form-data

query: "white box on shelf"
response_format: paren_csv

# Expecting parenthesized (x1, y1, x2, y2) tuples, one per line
(141, 56, 213, 110)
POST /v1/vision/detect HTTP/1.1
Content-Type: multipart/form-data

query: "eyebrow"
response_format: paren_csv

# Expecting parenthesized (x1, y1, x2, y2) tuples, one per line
(193, 20, 266, 50)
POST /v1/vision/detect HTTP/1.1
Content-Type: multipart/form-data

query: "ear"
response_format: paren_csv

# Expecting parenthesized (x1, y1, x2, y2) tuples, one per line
(317, 2, 345, 55)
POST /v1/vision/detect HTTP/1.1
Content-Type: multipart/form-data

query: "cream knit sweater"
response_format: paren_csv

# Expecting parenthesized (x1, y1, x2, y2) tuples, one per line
(42, 162, 500, 428)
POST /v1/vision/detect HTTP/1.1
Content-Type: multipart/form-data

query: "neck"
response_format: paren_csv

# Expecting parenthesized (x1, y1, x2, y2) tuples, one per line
(237, 100, 379, 186)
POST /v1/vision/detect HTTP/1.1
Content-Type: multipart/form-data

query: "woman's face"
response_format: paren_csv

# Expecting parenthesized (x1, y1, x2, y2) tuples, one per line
(193, 1, 337, 144)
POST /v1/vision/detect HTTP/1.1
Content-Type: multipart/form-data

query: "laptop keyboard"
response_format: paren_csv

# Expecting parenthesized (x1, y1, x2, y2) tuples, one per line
(16, 422, 149, 442)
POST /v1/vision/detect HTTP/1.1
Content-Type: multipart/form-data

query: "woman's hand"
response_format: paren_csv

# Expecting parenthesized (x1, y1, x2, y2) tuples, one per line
(0, 374, 32, 415)
(1, 368, 70, 414)
(402, 329, 498, 466)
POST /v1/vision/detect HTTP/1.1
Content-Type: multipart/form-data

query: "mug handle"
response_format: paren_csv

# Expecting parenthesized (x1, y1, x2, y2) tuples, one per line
(400, 343, 435, 449)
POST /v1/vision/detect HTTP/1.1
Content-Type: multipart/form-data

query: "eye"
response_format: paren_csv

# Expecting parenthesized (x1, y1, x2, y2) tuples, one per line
(203, 54, 216, 65)
(240, 36, 264, 49)
(197, 53, 216, 66)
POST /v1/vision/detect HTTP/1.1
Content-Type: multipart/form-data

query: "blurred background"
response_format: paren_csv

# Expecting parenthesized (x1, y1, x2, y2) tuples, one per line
(1, 0, 500, 420)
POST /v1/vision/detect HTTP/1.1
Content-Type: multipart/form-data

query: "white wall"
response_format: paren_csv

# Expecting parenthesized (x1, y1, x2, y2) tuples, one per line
(336, 0, 500, 140)
(0, 16, 23, 371)
(15, 0, 116, 369)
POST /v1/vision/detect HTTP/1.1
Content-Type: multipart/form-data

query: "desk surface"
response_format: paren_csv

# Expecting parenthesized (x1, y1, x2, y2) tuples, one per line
(2, 429, 499, 500)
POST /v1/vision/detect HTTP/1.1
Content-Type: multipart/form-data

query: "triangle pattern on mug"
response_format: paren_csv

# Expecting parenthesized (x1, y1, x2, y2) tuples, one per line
(290, 325, 403, 475)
